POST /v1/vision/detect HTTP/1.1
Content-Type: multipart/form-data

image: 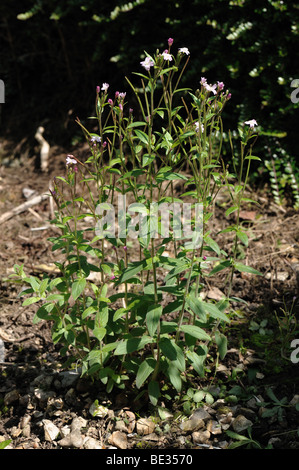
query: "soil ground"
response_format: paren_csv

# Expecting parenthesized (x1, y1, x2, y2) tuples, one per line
(0, 137, 298, 450)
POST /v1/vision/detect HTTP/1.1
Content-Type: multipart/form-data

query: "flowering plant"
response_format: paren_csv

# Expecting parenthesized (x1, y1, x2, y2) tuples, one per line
(13, 40, 261, 404)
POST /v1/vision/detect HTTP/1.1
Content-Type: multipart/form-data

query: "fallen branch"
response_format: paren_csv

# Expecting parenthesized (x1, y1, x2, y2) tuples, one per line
(0, 193, 49, 225)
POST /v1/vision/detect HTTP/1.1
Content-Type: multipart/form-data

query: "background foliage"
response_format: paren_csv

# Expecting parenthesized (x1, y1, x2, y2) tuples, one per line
(1, 0, 298, 192)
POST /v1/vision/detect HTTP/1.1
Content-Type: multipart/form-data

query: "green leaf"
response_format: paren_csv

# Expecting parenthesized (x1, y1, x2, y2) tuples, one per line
(159, 337, 185, 372)
(234, 263, 262, 276)
(71, 278, 86, 300)
(127, 121, 147, 128)
(22, 296, 41, 306)
(0, 439, 12, 449)
(118, 260, 147, 283)
(82, 306, 97, 319)
(33, 302, 56, 323)
(225, 206, 238, 217)
(215, 331, 227, 359)
(97, 303, 109, 328)
(204, 236, 220, 255)
(148, 381, 160, 406)
(193, 390, 205, 403)
(136, 358, 156, 389)
(186, 294, 207, 322)
(93, 327, 106, 342)
(146, 304, 162, 337)
(180, 324, 211, 341)
(208, 260, 231, 276)
(134, 129, 149, 145)
(202, 301, 230, 322)
(167, 362, 182, 392)
(114, 336, 153, 355)
(236, 230, 248, 246)
(186, 347, 208, 377)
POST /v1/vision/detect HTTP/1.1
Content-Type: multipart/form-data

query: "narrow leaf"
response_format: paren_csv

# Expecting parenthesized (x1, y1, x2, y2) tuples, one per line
(136, 358, 156, 389)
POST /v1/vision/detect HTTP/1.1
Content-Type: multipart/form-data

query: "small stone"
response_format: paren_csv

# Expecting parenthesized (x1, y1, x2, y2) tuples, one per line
(268, 437, 282, 448)
(115, 420, 128, 433)
(192, 408, 211, 421)
(64, 388, 77, 406)
(89, 402, 109, 418)
(34, 388, 56, 407)
(60, 425, 70, 438)
(207, 420, 222, 435)
(218, 414, 233, 431)
(47, 397, 64, 410)
(176, 436, 187, 446)
(84, 437, 103, 449)
(22, 424, 31, 438)
(117, 410, 136, 433)
(180, 410, 207, 433)
(58, 430, 83, 448)
(246, 397, 258, 410)
(71, 416, 87, 432)
(58, 370, 80, 388)
(289, 395, 299, 406)
(11, 426, 22, 438)
(142, 433, 160, 441)
(42, 419, 60, 442)
(180, 417, 204, 432)
(19, 394, 30, 407)
(32, 374, 54, 389)
(4, 389, 19, 406)
(232, 415, 253, 433)
(239, 407, 256, 420)
(192, 430, 211, 444)
(136, 418, 155, 436)
(20, 414, 31, 429)
(108, 431, 128, 449)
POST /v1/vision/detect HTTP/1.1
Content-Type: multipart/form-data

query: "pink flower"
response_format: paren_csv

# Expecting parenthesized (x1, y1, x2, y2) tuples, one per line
(204, 83, 217, 95)
(119, 92, 126, 100)
(178, 47, 190, 55)
(96, 85, 100, 94)
(162, 50, 172, 61)
(245, 119, 258, 128)
(195, 121, 204, 133)
(101, 83, 109, 92)
(140, 56, 154, 71)
(217, 81, 224, 91)
(168, 38, 174, 46)
(66, 155, 77, 165)
(108, 98, 113, 106)
(200, 77, 207, 86)
(110, 275, 116, 280)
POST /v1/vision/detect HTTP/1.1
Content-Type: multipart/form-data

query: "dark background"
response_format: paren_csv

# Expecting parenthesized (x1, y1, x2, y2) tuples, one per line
(1, 0, 298, 182)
